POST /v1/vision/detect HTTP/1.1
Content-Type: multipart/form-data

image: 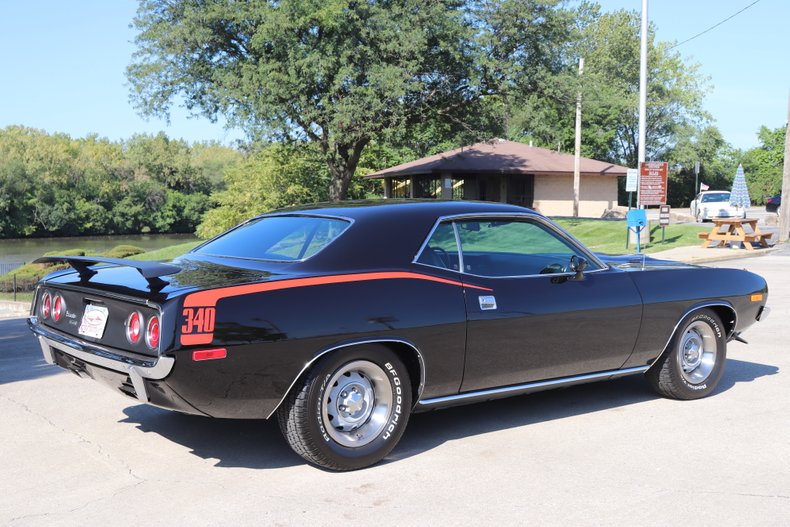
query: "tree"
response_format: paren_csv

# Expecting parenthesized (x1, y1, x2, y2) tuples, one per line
(471, 0, 575, 137)
(0, 125, 240, 238)
(510, 8, 710, 169)
(740, 125, 786, 204)
(128, 0, 475, 201)
(197, 143, 329, 238)
(665, 125, 738, 207)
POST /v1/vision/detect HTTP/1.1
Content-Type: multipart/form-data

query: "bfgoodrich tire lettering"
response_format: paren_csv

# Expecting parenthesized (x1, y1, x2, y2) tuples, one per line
(277, 345, 412, 471)
(647, 308, 726, 400)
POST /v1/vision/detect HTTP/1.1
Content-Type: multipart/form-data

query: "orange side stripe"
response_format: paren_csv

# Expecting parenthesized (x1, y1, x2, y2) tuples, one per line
(183, 271, 492, 308)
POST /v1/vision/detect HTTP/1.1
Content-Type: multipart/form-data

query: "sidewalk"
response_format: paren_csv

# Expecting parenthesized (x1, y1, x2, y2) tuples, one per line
(648, 241, 783, 264)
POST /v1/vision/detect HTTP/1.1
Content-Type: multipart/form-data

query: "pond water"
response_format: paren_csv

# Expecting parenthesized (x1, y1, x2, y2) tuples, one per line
(0, 233, 199, 268)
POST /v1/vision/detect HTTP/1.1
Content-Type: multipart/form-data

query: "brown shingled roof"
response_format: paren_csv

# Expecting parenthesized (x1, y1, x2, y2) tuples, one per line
(366, 139, 628, 178)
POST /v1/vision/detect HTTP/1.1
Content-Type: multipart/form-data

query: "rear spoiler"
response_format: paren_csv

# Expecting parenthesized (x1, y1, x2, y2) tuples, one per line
(34, 256, 181, 289)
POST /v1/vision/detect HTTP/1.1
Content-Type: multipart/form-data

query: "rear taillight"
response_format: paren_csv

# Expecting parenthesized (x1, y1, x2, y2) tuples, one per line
(146, 315, 160, 350)
(40, 292, 52, 319)
(52, 295, 64, 322)
(126, 311, 143, 345)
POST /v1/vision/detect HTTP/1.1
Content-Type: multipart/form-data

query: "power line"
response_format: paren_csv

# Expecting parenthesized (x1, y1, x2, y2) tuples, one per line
(667, 0, 762, 50)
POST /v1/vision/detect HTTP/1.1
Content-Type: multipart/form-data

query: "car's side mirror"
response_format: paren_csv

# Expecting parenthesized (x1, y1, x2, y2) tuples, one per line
(569, 255, 588, 281)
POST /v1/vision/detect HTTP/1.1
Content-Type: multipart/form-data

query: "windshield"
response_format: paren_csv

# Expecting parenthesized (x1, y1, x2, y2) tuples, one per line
(701, 192, 731, 203)
(194, 215, 350, 261)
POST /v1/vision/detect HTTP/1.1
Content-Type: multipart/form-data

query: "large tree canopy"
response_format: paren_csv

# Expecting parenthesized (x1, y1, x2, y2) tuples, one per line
(510, 8, 710, 169)
(128, 0, 477, 200)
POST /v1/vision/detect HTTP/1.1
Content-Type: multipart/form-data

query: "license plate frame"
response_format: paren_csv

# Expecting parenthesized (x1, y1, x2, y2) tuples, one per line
(78, 304, 109, 340)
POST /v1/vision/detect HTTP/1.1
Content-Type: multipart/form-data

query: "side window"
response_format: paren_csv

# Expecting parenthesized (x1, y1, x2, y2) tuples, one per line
(455, 219, 600, 277)
(416, 222, 460, 271)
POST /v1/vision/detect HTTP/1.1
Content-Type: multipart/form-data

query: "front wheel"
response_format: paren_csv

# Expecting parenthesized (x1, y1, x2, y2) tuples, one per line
(277, 345, 411, 470)
(647, 308, 727, 400)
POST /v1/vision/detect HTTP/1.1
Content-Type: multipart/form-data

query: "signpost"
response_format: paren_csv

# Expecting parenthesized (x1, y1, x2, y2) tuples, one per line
(658, 204, 670, 242)
(639, 161, 668, 207)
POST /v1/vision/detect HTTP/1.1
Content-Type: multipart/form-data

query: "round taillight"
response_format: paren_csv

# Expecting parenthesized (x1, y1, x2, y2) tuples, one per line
(146, 315, 160, 350)
(52, 295, 64, 322)
(41, 292, 52, 319)
(126, 311, 143, 345)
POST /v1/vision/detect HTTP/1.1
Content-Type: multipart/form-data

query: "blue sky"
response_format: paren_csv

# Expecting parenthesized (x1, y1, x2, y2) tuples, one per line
(0, 0, 787, 150)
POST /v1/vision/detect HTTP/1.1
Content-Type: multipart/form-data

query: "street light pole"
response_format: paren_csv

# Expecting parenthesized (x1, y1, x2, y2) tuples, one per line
(637, 0, 648, 208)
(573, 57, 584, 218)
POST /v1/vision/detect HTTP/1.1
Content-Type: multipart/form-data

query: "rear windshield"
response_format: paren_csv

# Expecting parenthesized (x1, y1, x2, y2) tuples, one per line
(194, 215, 350, 261)
(701, 192, 730, 203)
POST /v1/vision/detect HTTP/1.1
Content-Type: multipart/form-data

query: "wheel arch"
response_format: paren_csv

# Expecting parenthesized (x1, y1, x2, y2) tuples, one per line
(267, 337, 425, 419)
(647, 301, 736, 372)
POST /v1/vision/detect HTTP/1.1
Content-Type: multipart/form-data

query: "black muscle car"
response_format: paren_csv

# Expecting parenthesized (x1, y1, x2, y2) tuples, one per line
(27, 201, 769, 470)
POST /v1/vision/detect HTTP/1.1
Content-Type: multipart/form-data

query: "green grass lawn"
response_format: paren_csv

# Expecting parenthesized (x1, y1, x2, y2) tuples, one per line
(554, 218, 708, 255)
(134, 240, 201, 261)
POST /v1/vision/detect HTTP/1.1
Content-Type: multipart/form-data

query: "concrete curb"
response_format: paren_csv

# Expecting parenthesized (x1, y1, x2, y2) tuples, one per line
(649, 243, 784, 265)
(0, 300, 29, 320)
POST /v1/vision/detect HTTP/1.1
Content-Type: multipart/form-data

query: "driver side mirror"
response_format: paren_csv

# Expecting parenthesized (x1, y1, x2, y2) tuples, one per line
(569, 255, 588, 281)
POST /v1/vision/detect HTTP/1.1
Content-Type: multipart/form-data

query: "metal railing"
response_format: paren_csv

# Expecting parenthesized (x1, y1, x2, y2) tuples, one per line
(0, 262, 27, 302)
(0, 262, 25, 275)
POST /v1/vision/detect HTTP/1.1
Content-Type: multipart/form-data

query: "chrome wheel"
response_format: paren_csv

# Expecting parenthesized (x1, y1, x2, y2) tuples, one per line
(677, 320, 718, 384)
(321, 360, 393, 448)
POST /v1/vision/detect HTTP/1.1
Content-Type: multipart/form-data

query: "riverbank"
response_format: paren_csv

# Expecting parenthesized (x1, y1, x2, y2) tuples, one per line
(0, 233, 200, 272)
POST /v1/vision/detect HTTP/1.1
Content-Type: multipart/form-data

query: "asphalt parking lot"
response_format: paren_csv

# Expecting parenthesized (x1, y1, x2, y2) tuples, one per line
(1, 248, 788, 526)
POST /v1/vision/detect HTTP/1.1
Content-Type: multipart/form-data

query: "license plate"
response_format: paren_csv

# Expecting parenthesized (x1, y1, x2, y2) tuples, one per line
(78, 304, 109, 339)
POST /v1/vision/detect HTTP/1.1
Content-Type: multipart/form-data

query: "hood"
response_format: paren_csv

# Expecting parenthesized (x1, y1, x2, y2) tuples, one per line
(597, 253, 701, 272)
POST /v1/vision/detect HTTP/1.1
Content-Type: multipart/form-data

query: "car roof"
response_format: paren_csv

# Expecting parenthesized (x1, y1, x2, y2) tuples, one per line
(263, 200, 541, 271)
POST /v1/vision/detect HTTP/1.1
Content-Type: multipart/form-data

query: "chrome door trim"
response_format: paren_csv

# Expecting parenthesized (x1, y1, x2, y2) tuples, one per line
(417, 366, 650, 408)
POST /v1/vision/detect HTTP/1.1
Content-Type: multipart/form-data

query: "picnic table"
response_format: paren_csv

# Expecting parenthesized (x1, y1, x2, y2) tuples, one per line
(697, 217, 772, 251)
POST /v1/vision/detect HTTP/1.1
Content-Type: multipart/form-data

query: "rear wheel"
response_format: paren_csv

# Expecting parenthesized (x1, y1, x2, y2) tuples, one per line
(647, 308, 726, 400)
(277, 345, 411, 471)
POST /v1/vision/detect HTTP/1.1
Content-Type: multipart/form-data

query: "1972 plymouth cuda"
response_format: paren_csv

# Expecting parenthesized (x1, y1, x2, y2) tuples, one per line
(27, 200, 769, 470)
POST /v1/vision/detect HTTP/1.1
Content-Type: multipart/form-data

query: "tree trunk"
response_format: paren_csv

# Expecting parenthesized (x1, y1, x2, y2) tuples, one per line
(326, 139, 369, 202)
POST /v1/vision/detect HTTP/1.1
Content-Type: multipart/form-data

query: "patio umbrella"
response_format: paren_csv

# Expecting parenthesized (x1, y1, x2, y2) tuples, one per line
(730, 164, 751, 213)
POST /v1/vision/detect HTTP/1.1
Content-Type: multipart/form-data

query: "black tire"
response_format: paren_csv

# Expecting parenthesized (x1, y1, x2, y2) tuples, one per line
(647, 308, 727, 400)
(277, 345, 412, 471)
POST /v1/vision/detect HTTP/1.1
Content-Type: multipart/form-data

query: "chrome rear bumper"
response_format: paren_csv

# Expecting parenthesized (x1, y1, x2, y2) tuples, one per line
(28, 317, 175, 402)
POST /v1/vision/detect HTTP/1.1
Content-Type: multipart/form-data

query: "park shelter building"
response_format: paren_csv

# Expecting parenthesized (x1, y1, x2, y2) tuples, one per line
(366, 139, 628, 217)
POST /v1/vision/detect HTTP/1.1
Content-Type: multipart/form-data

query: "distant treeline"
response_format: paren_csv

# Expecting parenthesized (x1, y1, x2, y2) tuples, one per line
(0, 126, 241, 238)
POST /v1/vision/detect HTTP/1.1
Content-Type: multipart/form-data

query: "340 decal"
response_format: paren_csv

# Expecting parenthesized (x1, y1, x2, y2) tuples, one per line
(182, 307, 216, 334)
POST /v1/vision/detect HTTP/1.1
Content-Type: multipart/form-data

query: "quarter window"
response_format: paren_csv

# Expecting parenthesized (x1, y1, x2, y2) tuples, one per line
(416, 222, 460, 270)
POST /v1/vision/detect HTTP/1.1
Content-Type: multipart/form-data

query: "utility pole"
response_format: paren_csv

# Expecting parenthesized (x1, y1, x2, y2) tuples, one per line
(694, 160, 700, 195)
(637, 0, 648, 208)
(573, 57, 584, 218)
(779, 89, 790, 243)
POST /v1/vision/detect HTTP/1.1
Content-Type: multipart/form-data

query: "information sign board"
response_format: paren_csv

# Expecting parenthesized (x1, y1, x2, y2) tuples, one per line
(639, 162, 668, 206)
(625, 168, 638, 192)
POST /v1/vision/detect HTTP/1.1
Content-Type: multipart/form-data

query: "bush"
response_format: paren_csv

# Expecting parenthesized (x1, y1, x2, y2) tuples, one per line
(101, 245, 145, 258)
